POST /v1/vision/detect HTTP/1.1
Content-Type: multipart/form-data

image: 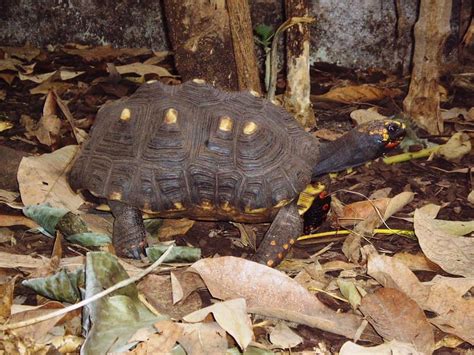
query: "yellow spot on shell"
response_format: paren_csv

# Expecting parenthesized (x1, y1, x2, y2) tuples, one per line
(109, 191, 122, 200)
(249, 90, 260, 97)
(243, 121, 258, 135)
(201, 200, 213, 210)
(220, 201, 233, 211)
(218, 116, 233, 131)
(173, 202, 185, 210)
(192, 78, 206, 84)
(274, 199, 291, 209)
(164, 108, 177, 124)
(266, 260, 274, 267)
(244, 206, 267, 214)
(120, 108, 131, 121)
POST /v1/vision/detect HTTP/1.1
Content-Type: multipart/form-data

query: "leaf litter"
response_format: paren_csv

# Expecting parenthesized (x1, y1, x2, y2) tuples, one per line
(0, 43, 472, 354)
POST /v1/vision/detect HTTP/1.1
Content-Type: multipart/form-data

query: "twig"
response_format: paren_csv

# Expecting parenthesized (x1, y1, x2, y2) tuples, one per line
(383, 146, 440, 164)
(54, 90, 82, 144)
(0, 245, 174, 330)
(298, 228, 416, 241)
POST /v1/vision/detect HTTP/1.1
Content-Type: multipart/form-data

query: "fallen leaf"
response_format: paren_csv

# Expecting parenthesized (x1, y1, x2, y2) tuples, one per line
(131, 320, 182, 354)
(189, 257, 369, 340)
(137, 274, 202, 320)
(313, 128, 343, 141)
(367, 250, 474, 344)
(63, 45, 151, 62)
(19, 71, 57, 83)
(392, 252, 442, 272)
(115, 63, 174, 78)
(414, 209, 474, 277)
(359, 288, 434, 354)
(0, 277, 15, 322)
(0, 120, 13, 132)
(269, 322, 303, 349)
(350, 108, 388, 125)
(183, 298, 253, 350)
(178, 322, 228, 354)
(0, 73, 16, 85)
(313, 84, 402, 103)
(437, 132, 472, 161)
(17, 145, 85, 211)
(340, 339, 423, 355)
(152, 218, 194, 241)
(0, 45, 41, 61)
(30, 81, 74, 95)
(335, 198, 390, 227)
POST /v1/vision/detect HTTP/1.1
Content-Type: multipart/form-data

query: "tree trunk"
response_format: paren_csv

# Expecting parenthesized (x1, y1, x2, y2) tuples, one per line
(403, 0, 452, 134)
(283, 0, 316, 129)
(163, 0, 239, 90)
(163, 0, 261, 93)
(226, 0, 262, 93)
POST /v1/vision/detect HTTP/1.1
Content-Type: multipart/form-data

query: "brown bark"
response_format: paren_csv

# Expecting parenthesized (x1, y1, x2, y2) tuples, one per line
(162, 0, 239, 90)
(403, 0, 452, 134)
(284, 0, 316, 129)
(226, 0, 262, 93)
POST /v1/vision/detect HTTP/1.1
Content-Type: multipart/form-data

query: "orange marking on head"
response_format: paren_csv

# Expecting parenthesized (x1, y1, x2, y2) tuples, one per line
(319, 191, 327, 198)
(323, 204, 330, 211)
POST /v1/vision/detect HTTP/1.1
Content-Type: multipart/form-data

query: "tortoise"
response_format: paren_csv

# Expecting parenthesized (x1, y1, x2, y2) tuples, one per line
(69, 80, 405, 267)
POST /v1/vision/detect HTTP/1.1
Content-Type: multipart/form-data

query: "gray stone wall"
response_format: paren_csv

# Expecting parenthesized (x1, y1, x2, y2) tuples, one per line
(0, 0, 421, 71)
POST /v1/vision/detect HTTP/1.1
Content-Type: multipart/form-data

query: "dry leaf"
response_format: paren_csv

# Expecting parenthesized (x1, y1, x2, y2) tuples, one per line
(0, 45, 41, 61)
(63, 45, 151, 62)
(437, 132, 472, 161)
(115, 63, 174, 78)
(131, 320, 182, 354)
(17, 145, 85, 211)
(19, 71, 57, 83)
(0, 120, 13, 132)
(314, 84, 402, 103)
(269, 322, 303, 349)
(335, 198, 390, 227)
(189, 257, 368, 340)
(367, 250, 474, 344)
(155, 218, 194, 241)
(350, 108, 388, 125)
(414, 209, 474, 277)
(178, 322, 228, 354)
(183, 298, 253, 350)
(392, 252, 442, 272)
(340, 340, 423, 355)
(359, 288, 434, 354)
(0, 73, 16, 85)
(0, 278, 15, 322)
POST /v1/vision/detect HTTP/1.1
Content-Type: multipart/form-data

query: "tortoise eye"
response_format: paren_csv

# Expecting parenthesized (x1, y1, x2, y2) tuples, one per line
(387, 123, 398, 133)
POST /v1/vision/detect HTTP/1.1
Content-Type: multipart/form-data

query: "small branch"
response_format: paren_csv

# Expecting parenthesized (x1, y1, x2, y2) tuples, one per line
(0, 245, 174, 331)
(298, 229, 416, 241)
(382, 146, 440, 164)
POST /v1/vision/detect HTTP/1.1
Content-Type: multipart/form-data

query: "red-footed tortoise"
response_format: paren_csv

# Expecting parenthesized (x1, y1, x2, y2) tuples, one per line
(69, 80, 405, 266)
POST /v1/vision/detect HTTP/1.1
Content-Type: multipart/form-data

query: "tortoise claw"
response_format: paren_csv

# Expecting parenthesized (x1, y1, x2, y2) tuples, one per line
(127, 244, 146, 259)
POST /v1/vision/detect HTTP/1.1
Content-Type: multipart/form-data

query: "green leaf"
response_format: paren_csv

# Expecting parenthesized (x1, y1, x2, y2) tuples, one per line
(254, 24, 274, 43)
(147, 244, 201, 263)
(82, 252, 166, 354)
(66, 232, 112, 247)
(22, 268, 82, 303)
(23, 204, 69, 235)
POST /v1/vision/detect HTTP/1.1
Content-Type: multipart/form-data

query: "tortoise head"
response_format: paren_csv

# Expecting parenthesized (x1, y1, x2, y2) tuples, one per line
(358, 119, 406, 150)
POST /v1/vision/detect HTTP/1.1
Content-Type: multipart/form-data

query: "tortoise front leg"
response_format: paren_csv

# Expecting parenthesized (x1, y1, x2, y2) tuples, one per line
(109, 200, 147, 259)
(254, 202, 302, 267)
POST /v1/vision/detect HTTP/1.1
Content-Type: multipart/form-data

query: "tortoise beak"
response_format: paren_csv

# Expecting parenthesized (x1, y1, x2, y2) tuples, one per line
(385, 121, 406, 149)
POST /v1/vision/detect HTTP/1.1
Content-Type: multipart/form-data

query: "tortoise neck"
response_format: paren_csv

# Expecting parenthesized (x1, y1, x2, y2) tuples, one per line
(311, 129, 384, 180)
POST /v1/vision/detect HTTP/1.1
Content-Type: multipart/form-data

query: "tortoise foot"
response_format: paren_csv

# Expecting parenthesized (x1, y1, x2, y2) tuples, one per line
(254, 202, 302, 268)
(109, 200, 147, 260)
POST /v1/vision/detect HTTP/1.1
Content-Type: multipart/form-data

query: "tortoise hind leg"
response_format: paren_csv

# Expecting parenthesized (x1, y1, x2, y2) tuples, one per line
(109, 201, 147, 259)
(254, 202, 302, 267)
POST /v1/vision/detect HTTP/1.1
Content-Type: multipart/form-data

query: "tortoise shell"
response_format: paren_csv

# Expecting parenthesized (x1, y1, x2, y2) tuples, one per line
(70, 80, 321, 223)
